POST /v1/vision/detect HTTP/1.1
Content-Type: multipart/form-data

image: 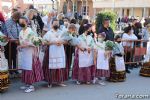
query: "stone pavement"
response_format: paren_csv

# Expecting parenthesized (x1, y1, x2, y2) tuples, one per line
(1, 68, 150, 100)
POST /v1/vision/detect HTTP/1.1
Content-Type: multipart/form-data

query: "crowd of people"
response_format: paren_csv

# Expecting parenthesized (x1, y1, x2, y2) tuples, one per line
(0, 5, 150, 93)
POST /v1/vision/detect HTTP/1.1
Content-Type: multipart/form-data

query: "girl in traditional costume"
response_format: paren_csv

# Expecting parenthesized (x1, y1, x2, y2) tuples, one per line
(140, 24, 150, 77)
(0, 23, 9, 92)
(43, 19, 67, 87)
(62, 24, 79, 80)
(18, 17, 44, 93)
(0, 12, 9, 92)
(109, 35, 126, 82)
(93, 32, 110, 85)
(72, 24, 95, 85)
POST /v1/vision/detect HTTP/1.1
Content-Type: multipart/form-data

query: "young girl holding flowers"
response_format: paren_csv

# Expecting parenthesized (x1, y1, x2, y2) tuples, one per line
(93, 32, 111, 85)
(18, 17, 44, 93)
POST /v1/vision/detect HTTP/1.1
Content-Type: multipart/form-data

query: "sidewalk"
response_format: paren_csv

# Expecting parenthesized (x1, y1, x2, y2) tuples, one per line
(1, 68, 150, 100)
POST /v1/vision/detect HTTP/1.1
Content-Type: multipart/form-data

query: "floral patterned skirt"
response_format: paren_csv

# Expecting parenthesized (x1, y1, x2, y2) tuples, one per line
(108, 58, 126, 82)
(140, 62, 150, 77)
(0, 71, 9, 92)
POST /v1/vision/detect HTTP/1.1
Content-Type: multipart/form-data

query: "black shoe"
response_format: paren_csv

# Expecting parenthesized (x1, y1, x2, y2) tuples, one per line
(126, 70, 131, 73)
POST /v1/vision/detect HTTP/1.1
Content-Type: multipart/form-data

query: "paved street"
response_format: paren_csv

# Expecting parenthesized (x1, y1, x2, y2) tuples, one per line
(1, 68, 150, 100)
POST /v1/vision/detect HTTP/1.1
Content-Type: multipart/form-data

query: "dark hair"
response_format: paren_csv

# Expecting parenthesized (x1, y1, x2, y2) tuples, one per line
(70, 19, 77, 24)
(103, 18, 110, 22)
(144, 21, 149, 27)
(12, 8, 18, 13)
(135, 22, 142, 29)
(29, 5, 34, 9)
(52, 19, 58, 24)
(78, 19, 89, 35)
(124, 25, 132, 33)
(83, 24, 92, 32)
(80, 19, 88, 26)
(114, 35, 121, 41)
(19, 16, 28, 23)
(12, 11, 22, 20)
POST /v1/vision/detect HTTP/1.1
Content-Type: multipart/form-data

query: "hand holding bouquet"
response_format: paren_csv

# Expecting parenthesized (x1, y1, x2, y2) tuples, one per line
(105, 40, 115, 50)
(0, 31, 8, 46)
(31, 36, 43, 47)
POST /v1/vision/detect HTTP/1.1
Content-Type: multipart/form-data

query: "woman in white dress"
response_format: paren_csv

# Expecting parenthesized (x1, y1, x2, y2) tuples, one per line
(72, 24, 95, 85)
(18, 17, 44, 93)
(43, 19, 67, 87)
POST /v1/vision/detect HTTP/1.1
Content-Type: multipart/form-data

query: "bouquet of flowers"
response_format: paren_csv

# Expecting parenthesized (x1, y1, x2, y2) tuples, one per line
(27, 33, 43, 47)
(105, 40, 115, 50)
(31, 36, 43, 47)
(0, 31, 8, 46)
(61, 31, 79, 46)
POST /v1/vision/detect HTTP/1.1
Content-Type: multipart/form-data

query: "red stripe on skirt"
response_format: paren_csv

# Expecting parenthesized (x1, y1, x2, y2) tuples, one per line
(95, 69, 110, 78)
(21, 49, 44, 85)
(42, 46, 67, 84)
(72, 49, 95, 82)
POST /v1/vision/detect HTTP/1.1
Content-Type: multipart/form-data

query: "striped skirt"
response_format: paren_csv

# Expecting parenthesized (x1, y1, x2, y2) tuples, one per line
(95, 69, 110, 78)
(42, 47, 67, 84)
(72, 49, 95, 82)
(21, 56, 44, 85)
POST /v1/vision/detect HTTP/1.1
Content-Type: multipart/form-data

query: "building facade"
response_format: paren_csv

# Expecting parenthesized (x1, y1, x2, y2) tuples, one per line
(93, 0, 150, 18)
(1, 0, 150, 18)
(62, 0, 150, 18)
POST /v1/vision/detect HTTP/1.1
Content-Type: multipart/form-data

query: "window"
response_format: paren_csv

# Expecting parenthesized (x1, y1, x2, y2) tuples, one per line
(82, 6, 89, 15)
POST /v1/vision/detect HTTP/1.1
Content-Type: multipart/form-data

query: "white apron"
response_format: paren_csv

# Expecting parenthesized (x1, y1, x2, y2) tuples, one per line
(19, 47, 34, 70)
(79, 50, 94, 68)
(39, 48, 45, 65)
(144, 41, 150, 62)
(0, 51, 8, 71)
(115, 56, 125, 71)
(97, 49, 109, 70)
(49, 45, 66, 69)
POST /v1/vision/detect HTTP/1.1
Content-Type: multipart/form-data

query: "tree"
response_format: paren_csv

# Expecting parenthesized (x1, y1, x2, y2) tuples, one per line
(96, 11, 117, 33)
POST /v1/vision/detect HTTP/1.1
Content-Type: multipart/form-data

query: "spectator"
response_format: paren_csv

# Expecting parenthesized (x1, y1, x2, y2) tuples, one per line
(28, 5, 44, 35)
(0, 12, 7, 35)
(70, 19, 80, 32)
(122, 25, 138, 73)
(78, 19, 88, 35)
(25, 9, 43, 36)
(98, 18, 114, 41)
(4, 11, 22, 76)
(42, 10, 55, 32)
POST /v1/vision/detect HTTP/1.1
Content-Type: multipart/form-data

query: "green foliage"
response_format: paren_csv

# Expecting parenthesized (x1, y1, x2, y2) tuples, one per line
(96, 10, 117, 33)
(105, 40, 115, 50)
